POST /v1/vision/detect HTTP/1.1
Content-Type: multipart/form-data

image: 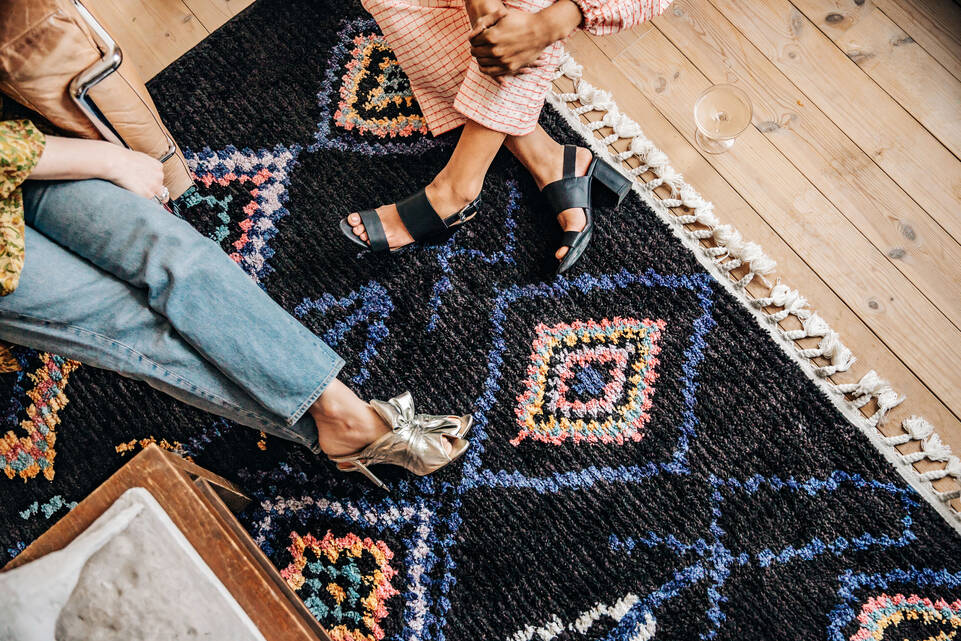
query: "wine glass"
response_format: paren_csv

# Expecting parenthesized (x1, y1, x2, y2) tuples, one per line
(693, 84, 753, 154)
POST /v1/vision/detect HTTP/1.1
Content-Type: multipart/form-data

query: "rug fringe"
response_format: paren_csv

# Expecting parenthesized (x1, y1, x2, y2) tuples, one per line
(548, 52, 961, 529)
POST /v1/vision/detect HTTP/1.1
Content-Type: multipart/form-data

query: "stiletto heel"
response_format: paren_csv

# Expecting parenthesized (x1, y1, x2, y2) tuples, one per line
(340, 460, 390, 491)
(327, 392, 471, 489)
(591, 157, 632, 209)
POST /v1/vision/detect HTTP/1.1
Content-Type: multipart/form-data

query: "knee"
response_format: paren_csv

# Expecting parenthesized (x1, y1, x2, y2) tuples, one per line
(135, 210, 228, 287)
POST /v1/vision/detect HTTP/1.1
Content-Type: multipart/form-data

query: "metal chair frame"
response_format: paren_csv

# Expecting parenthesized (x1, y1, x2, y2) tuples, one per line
(68, 0, 176, 162)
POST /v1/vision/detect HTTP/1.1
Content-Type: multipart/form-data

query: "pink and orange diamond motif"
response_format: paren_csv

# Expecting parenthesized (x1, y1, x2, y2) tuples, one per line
(850, 592, 961, 640)
(336, 33, 429, 139)
(280, 530, 398, 641)
(512, 317, 665, 446)
(185, 145, 299, 284)
(0, 353, 80, 482)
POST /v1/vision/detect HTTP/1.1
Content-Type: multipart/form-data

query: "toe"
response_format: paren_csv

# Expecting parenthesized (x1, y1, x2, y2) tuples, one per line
(441, 435, 454, 456)
(360, 231, 369, 242)
(556, 246, 570, 260)
(352, 223, 365, 237)
(348, 212, 361, 225)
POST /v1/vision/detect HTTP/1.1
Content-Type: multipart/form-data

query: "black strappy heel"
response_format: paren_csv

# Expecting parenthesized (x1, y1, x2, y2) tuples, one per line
(339, 188, 481, 253)
(541, 145, 633, 274)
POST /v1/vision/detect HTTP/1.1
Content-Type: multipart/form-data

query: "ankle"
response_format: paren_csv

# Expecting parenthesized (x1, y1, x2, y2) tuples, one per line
(311, 386, 389, 457)
(509, 130, 559, 164)
(428, 173, 483, 207)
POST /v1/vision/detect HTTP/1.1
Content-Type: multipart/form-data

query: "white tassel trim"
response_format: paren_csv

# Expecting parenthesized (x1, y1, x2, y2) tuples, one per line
(549, 52, 960, 526)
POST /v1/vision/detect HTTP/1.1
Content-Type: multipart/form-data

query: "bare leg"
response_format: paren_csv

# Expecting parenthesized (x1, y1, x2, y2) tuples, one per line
(347, 120, 507, 249)
(310, 379, 453, 460)
(505, 125, 592, 260)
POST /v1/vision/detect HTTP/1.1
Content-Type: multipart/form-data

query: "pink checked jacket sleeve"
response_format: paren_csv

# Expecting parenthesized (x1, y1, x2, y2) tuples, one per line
(573, 0, 673, 35)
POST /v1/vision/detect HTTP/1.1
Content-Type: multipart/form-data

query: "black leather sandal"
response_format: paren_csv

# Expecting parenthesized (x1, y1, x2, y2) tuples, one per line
(541, 145, 633, 274)
(339, 188, 481, 253)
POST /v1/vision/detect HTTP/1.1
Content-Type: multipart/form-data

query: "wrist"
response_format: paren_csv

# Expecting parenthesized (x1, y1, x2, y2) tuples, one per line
(538, 0, 582, 42)
(98, 142, 127, 182)
(466, 0, 502, 24)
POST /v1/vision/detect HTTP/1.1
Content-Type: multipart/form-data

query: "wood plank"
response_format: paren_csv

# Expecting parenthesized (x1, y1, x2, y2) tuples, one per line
(181, 0, 256, 32)
(654, 0, 961, 327)
(561, 33, 961, 510)
(84, 0, 209, 81)
(651, 0, 961, 335)
(792, 0, 961, 159)
(705, 0, 961, 246)
(872, 0, 961, 82)
(193, 480, 332, 641)
(588, 26, 961, 419)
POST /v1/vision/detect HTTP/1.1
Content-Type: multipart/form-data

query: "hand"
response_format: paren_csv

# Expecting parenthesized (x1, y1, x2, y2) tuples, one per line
(105, 146, 166, 201)
(468, 9, 552, 77)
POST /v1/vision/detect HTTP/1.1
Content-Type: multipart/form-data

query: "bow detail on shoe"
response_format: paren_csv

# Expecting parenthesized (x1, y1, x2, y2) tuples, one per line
(368, 392, 468, 476)
(328, 391, 471, 489)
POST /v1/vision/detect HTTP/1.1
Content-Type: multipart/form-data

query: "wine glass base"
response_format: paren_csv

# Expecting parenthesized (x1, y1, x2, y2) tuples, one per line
(695, 129, 735, 154)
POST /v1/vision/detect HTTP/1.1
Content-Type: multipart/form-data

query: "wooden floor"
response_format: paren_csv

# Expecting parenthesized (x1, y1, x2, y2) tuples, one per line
(87, 0, 961, 510)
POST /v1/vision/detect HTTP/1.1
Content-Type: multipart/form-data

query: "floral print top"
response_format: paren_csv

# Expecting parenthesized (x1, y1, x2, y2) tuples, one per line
(0, 117, 45, 296)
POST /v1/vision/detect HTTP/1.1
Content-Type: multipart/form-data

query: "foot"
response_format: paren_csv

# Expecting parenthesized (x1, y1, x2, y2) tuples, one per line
(346, 178, 482, 250)
(522, 146, 593, 260)
(310, 380, 453, 463)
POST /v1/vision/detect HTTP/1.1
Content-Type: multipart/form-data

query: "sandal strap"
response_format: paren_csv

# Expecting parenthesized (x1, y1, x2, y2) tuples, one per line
(441, 196, 482, 227)
(560, 229, 583, 248)
(563, 144, 577, 178)
(542, 173, 592, 214)
(396, 189, 448, 241)
(359, 209, 389, 252)
(542, 148, 594, 213)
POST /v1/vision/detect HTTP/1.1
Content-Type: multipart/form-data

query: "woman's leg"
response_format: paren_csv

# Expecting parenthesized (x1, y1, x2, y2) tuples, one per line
(0, 226, 319, 448)
(13, 179, 390, 454)
(351, 0, 561, 249)
(346, 120, 505, 246)
(505, 125, 593, 259)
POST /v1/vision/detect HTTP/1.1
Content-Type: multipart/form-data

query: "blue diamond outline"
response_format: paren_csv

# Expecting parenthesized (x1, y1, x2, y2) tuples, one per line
(457, 268, 716, 494)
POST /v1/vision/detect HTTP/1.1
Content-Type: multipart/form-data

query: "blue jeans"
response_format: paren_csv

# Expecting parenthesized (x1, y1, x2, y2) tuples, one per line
(0, 179, 344, 452)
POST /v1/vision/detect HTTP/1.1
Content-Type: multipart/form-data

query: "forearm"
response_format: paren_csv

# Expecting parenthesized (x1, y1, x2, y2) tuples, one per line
(537, 0, 583, 42)
(29, 136, 122, 182)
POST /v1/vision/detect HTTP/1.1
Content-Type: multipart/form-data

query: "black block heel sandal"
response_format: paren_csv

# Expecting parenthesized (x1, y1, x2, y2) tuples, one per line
(541, 145, 633, 274)
(339, 188, 481, 253)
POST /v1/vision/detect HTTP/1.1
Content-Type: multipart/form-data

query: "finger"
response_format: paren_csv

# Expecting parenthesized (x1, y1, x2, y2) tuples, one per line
(468, 17, 499, 43)
(468, 28, 493, 46)
(469, 44, 496, 58)
(467, 8, 505, 40)
(473, 56, 502, 67)
(479, 66, 509, 81)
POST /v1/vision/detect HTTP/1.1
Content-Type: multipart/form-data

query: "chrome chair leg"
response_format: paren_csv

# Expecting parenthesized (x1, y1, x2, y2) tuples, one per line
(68, 0, 176, 162)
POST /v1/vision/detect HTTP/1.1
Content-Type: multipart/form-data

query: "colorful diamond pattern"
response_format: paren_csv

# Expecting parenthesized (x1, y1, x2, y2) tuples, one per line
(512, 317, 665, 446)
(280, 530, 398, 641)
(335, 33, 429, 138)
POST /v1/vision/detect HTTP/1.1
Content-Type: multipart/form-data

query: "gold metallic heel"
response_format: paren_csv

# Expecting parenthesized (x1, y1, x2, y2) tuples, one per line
(327, 392, 471, 489)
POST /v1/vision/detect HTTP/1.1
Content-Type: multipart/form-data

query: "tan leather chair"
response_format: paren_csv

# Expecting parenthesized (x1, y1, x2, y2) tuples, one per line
(0, 0, 194, 198)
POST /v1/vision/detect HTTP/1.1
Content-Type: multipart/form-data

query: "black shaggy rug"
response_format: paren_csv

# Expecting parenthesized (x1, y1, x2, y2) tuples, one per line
(3, 1, 960, 639)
